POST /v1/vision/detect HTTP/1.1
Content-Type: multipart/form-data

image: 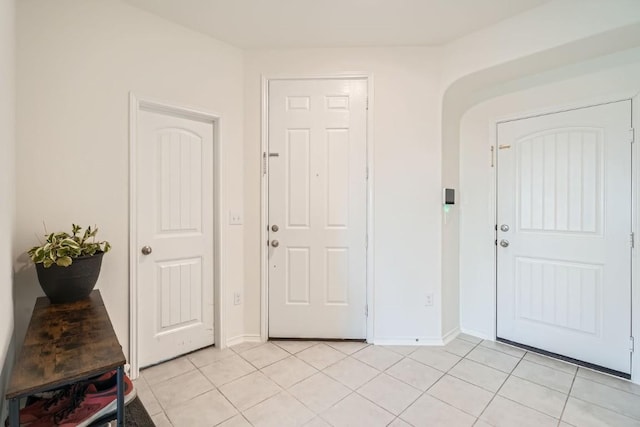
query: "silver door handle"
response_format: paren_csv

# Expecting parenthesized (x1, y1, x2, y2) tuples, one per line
(500, 240, 509, 248)
(271, 240, 279, 248)
(500, 224, 510, 232)
(141, 245, 153, 255)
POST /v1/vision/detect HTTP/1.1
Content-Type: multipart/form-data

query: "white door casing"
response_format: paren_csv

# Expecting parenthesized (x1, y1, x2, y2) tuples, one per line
(497, 100, 632, 374)
(268, 78, 368, 339)
(136, 105, 215, 368)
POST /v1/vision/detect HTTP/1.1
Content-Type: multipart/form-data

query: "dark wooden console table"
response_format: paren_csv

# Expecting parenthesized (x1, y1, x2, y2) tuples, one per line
(5, 290, 126, 426)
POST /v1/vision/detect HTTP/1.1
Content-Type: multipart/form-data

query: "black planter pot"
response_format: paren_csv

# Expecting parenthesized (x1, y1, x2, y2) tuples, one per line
(35, 252, 104, 304)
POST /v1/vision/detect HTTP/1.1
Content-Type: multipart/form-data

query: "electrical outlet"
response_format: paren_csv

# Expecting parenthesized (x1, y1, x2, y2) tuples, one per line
(425, 293, 434, 306)
(233, 292, 241, 305)
(229, 210, 243, 225)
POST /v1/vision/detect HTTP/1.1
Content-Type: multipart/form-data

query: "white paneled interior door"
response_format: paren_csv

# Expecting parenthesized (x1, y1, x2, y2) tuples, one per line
(497, 101, 632, 374)
(268, 79, 368, 338)
(137, 106, 215, 367)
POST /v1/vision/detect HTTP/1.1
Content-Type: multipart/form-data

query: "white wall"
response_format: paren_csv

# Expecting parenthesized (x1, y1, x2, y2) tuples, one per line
(459, 50, 640, 341)
(0, 0, 15, 418)
(15, 0, 245, 356)
(244, 48, 447, 343)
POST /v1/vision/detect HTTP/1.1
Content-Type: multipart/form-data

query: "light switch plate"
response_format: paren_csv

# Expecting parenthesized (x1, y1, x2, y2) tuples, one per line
(229, 210, 243, 225)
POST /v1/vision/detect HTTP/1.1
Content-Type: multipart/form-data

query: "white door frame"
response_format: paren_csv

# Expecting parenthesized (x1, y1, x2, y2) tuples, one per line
(260, 75, 375, 342)
(129, 93, 224, 379)
(490, 94, 638, 382)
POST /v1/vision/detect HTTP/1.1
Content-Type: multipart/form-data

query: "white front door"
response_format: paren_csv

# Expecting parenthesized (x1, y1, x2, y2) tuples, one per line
(137, 106, 215, 367)
(268, 79, 368, 339)
(497, 101, 632, 374)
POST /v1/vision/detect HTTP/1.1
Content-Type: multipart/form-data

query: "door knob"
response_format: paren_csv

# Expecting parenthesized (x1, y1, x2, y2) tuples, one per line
(271, 224, 279, 232)
(499, 239, 510, 248)
(271, 240, 279, 248)
(141, 245, 153, 255)
(500, 224, 510, 232)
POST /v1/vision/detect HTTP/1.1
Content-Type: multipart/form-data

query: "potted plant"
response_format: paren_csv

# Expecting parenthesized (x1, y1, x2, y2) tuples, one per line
(28, 224, 111, 304)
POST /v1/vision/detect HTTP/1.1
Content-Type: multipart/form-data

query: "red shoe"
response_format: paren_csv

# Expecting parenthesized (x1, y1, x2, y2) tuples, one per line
(29, 373, 135, 427)
(7, 371, 113, 426)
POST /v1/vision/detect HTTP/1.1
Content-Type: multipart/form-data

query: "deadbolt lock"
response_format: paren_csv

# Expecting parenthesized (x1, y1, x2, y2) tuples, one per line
(271, 224, 279, 232)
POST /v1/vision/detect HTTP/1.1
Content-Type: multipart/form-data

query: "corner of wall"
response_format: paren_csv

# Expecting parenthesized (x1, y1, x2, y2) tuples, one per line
(0, 334, 15, 422)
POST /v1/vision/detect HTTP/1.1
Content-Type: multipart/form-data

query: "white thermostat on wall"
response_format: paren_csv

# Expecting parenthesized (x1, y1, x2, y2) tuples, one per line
(443, 188, 455, 205)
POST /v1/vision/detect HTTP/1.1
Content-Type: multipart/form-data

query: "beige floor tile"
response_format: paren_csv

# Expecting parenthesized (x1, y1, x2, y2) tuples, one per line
(357, 373, 421, 415)
(400, 394, 476, 427)
(448, 359, 508, 392)
(296, 343, 347, 370)
(571, 376, 640, 420)
(324, 357, 379, 390)
(409, 347, 461, 372)
(479, 340, 526, 358)
(150, 412, 173, 427)
(386, 357, 443, 391)
(217, 414, 253, 427)
(512, 360, 574, 394)
(428, 374, 493, 416)
(480, 396, 558, 427)
(351, 345, 403, 371)
(387, 418, 412, 427)
(465, 346, 520, 373)
(152, 369, 214, 409)
(458, 334, 483, 344)
(498, 375, 567, 418)
(562, 396, 640, 427)
(219, 371, 282, 411)
(303, 416, 331, 426)
(523, 352, 578, 375)
(272, 340, 317, 354)
(326, 341, 370, 355)
(187, 345, 234, 368)
(381, 345, 420, 356)
(577, 368, 640, 396)
(141, 357, 196, 385)
(230, 341, 264, 353)
(444, 338, 477, 357)
(322, 393, 395, 427)
(243, 391, 315, 427)
(165, 389, 237, 427)
(261, 355, 317, 389)
(200, 354, 256, 387)
(136, 384, 163, 416)
(288, 373, 351, 412)
(238, 342, 290, 369)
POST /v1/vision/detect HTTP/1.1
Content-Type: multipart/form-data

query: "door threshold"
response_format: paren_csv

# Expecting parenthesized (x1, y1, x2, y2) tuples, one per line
(497, 337, 631, 380)
(269, 337, 366, 343)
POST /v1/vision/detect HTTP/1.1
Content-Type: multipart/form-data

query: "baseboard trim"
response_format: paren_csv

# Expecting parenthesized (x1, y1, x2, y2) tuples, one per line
(226, 334, 263, 347)
(460, 328, 493, 341)
(442, 327, 460, 345)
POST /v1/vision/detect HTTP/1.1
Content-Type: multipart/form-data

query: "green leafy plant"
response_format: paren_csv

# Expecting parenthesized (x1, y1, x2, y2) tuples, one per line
(28, 224, 111, 268)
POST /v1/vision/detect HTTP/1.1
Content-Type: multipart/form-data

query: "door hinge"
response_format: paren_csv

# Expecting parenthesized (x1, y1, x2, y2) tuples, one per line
(629, 128, 635, 144)
(365, 233, 368, 249)
(632, 232, 635, 249)
(366, 167, 369, 180)
(630, 336, 635, 352)
(365, 304, 368, 317)
(262, 152, 267, 175)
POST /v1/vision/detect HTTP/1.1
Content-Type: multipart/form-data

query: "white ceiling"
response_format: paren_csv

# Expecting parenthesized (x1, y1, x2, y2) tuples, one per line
(123, 0, 552, 49)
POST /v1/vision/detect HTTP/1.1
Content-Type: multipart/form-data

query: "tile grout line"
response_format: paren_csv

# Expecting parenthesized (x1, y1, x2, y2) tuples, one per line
(556, 368, 577, 427)
(471, 346, 527, 426)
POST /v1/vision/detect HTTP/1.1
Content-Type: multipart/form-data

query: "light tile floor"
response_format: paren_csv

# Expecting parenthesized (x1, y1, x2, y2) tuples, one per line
(135, 335, 640, 427)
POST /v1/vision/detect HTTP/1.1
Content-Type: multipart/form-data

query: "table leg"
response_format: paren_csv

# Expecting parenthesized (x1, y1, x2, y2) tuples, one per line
(116, 366, 125, 426)
(9, 398, 19, 427)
